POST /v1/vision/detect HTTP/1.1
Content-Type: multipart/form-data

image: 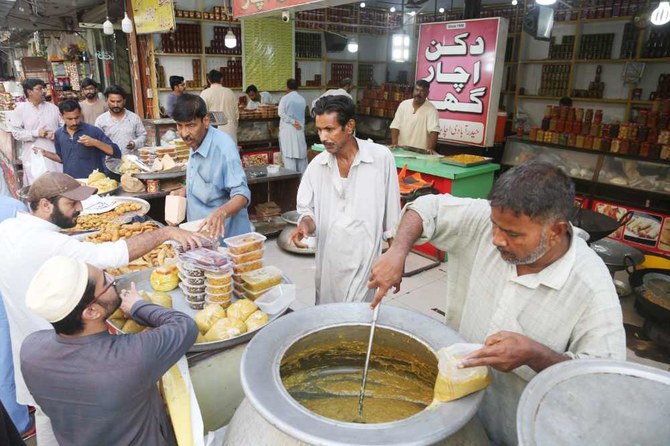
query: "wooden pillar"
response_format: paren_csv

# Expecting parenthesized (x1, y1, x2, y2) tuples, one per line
(126, 0, 145, 117)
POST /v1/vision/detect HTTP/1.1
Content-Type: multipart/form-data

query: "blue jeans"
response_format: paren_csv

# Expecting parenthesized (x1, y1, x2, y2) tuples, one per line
(0, 295, 30, 433)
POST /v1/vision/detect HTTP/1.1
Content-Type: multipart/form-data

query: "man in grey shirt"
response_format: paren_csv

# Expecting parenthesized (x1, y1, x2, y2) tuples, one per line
(20, 256, 198, 446)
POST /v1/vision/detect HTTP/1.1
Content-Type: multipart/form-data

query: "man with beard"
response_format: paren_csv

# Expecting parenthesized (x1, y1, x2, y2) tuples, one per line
(10, 79, 63, 184)
(169, 94, 251, 241)
(79, 78, 108, 125)
(21, 256, 198, 446)
(0, 172, 208, 445)
(289, 95, 400, 304)
(95, 85, 147, 156)
(368, 161, 626, 445)
(389, 80, 440, 153)
(37, 99, 121, 178)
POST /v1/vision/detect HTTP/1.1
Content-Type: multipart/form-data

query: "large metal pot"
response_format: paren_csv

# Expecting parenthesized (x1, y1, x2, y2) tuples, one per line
(224, 304, 488, 446)
(278, 211, 316, 255)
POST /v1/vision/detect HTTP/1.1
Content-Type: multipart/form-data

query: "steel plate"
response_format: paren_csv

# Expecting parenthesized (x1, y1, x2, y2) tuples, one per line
(106, 158, 187, 180)
(110, 269, 292, 352)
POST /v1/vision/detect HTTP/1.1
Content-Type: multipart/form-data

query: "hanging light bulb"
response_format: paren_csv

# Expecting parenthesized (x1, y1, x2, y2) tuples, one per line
(651, 1, 670, 26)
(347, 38, 359, 53)
(224, 29, 237, 49)
(103, 17, 114, 35)
(360, 2, 366, 8)
(439, 7, 445, 13)
(535, 0, 557, 5)
(512, 0, 518, 5)
(121, 12, 133, 34)
(390, 6, 396, 12)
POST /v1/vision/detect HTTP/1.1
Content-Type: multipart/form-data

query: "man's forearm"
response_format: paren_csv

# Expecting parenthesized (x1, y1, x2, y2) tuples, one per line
(528, 344, 569, 373)
(390, 209, 424, 256)
(126, 227, 174, 261)
(391, 128, 399, 146)
(219, 194, 248, 218)
(42, 150, 62, 163)
(95, 140, 115, 156)
(428, 131, 439, 153)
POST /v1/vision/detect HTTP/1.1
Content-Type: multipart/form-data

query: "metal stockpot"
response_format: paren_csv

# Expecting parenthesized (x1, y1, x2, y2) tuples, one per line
(224, 303, 487, 446)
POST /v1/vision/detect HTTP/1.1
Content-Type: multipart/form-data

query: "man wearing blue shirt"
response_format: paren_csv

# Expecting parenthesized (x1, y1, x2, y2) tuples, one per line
(170, 94, 251, 241)
(38, 100, 121, 179)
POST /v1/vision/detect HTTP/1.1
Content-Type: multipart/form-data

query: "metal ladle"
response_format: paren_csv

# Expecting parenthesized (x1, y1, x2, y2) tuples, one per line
(357, 303, 381, 420)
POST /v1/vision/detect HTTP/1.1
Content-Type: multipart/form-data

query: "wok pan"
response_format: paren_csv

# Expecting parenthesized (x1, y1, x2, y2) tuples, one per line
(571, 208, 634, 244)
(628, 267, 670, 323)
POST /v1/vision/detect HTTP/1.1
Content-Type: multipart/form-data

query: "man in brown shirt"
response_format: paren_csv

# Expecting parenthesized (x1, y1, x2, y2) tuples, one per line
(78, 79, 108, 125)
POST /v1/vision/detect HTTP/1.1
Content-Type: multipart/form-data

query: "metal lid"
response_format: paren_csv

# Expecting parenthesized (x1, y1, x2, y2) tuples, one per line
(590, 238, 645, 267)
(517, 360, 670, 446)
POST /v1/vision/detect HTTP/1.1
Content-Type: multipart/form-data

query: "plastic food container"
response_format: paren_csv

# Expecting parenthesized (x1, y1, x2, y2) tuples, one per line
(240, 266, 283, 292)
(224, 232, 267, 255)
(178, 272, 205, 286)
(233, 281, 245, 293)
(177, 261, 204, 277)
(233, 259, 263, 274)
(204, 269, 233, 286)
(242, 285, 274, 301)
(266, 164, 280, 174)
(206, 291, 233, 304)
(178, 248, 230, 270)
(179, 282, 206, 294)
(185, 293, 206, 310)
(206, 283, 232, 294)
(228, 247, 265, 264)
(255, 284, 296, 314)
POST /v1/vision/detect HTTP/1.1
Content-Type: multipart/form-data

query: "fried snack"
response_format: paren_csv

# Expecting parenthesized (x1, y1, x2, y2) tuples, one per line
(227, 299, 258, 321)
(86, 221, 159, 243)
(105, 244, 177, 276)
(244, 310, 269, 331)
(71, 202, 144, 232)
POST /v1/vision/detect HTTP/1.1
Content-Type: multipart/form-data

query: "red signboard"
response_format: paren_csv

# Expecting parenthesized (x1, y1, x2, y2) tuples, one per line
(416, 18, 507, 147)
(233, 0, 322, 18)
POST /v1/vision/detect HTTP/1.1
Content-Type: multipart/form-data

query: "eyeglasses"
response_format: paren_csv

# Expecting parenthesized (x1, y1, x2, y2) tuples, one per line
(88, 272, 117, 308)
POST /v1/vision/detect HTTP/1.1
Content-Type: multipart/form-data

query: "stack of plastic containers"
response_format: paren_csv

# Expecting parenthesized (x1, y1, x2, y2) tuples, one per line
(223, 232, 267, 300)
(239, 266, 284, 301)
(177, 248, 232, 310)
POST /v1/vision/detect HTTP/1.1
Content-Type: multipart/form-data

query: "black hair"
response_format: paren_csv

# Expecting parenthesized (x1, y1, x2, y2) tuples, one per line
(28, 195, 60, 212)
(208, 69, 222, 84)
(312, 95, 356, 128)
(415, 80, 430, 90)
(103, 84, 127, 99)
(51, 276, 97, 335)
(488, 161, 576, 224)
(287, 79, 299, 90)
(559, 97, 573, 107)
(339, 78, 352, 88)
(170, 75, 185, 90)
(172, 93, 208, 122)
(22, 78, 46, 97)
(58, 99, 81, 114)
(245, 85, 258, 94)
(80, 78, 99, 90)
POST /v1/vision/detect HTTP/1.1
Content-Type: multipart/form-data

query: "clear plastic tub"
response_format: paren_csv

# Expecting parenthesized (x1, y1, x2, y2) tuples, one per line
(177, 261, 204, 277)
(206, 283, 232, 294)
(178, 248, 231, 270)
(206, 293, 233, 306)
(228, 247, 265, 264)
(185, 293, 206, 310)
(255, 284, 296, 314)
(179, 282, 206, 295)
(178, 272, 205, 286)
(204, 268, 233, 286)
(183, 290, 205, 302)
(233, 259, 263, 274)
(242, 285, 274, 301)
(224, 232, 267, 255)
(240, 266, 283, 292)
(233, 281, 245, 293)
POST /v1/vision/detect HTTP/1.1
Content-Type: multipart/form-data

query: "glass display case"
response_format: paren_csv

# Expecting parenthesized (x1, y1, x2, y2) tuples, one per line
(142, 119, 178, 147)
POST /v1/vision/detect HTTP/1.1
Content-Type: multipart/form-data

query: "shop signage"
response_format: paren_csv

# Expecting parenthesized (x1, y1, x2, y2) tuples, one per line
(593, 200, 670, 256)
(416, 18, 507, 147)
(131, 0, 176, 34)
(233, 0, 353, 19)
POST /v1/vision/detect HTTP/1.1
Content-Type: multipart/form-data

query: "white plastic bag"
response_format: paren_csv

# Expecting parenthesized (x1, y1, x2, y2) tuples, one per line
(29, 147, 48, 180)
(433, 343, 491, 402)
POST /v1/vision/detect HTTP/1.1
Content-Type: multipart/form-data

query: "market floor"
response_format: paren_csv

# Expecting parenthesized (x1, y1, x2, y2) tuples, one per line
(265, 239, 669, 372)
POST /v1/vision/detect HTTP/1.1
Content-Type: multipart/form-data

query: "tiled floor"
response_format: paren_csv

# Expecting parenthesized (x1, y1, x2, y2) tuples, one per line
(266, 239, 668, 372)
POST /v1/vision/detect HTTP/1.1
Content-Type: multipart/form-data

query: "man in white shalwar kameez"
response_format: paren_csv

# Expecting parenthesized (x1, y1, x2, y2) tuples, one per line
(278, 79, 307, 173)
(290, 95, 400, 304)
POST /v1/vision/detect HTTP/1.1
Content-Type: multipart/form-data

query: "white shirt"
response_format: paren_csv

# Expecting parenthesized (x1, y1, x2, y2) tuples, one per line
(389, 99, 440, 151)
(200, 84, 240, 142)
(297, 138, 400, 304)
(95, 110, 147, 156)
(246, 91, 276, 110)
(311, 88, 353, 110)
(278, 91, 307, 160)
(0, 212, 129, 405)
(405, 195, 626, 445)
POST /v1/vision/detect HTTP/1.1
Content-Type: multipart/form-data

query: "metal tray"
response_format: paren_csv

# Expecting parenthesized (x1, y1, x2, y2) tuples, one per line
(109, 269, 292, 352)
(440, 156, 493, 167)
(106, 158, 187, 180)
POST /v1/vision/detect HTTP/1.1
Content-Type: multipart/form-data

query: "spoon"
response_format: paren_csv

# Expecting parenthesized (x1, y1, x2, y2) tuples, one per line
(357, 303, 381, 420)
